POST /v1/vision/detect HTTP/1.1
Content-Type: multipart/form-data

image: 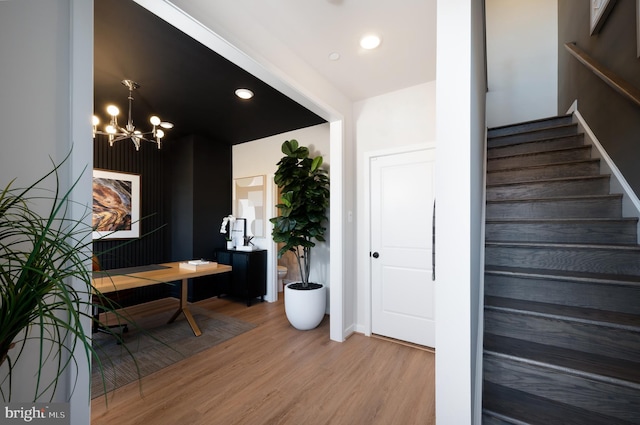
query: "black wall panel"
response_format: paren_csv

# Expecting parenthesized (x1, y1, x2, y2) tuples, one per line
(93, 137, 169, 270)
(93, 133, 231, 305)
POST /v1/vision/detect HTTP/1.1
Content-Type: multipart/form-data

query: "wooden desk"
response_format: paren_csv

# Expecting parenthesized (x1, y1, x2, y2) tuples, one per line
(93, 261, 232, 336)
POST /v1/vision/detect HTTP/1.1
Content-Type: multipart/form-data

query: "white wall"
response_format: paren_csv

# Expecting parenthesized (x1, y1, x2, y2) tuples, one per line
(353, 81, 437, 331)
(486, 0, 558, 128)
(0, 0, 93, 423)
(435, 0, 487, 423)
(232, 124, 331, 306)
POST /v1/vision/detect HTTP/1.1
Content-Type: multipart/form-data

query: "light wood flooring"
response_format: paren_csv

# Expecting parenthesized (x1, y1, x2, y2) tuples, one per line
(91, 296, 435, 425)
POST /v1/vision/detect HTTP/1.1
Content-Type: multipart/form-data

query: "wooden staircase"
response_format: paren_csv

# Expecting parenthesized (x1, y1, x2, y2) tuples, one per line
(482, 115, 640, 424)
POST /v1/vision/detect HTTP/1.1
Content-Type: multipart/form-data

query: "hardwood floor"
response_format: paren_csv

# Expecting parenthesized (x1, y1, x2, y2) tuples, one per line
(91, 296, 435, 425)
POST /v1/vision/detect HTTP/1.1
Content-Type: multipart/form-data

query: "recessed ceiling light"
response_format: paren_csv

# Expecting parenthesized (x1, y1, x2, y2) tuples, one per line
(360, 34, 382, 50)
(328, 52, 341, 61)
(235, 88, 254, 99)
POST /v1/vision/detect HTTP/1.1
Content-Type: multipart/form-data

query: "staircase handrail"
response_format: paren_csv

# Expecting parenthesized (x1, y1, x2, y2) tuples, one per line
(564, 42, 640, 109)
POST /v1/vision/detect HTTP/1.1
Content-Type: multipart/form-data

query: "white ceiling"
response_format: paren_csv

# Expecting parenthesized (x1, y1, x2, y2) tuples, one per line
(168, 0, 438, 102)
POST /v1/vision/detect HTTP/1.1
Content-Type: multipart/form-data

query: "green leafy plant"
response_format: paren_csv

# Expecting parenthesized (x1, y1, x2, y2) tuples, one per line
(0, 154, 133, 402)
(270, 140, 330, 288)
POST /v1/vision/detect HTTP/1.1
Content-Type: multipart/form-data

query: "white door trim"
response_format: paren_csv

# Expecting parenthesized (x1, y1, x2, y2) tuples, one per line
(363, 142, 436, 337)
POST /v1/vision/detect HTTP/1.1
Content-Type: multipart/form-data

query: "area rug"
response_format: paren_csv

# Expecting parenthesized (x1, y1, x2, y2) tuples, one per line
(91, 306, 256, 398)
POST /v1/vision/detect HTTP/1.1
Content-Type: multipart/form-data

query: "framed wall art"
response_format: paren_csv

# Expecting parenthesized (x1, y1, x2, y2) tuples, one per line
(233, 175, 265, 238)
(92, 169, 140, 239)
(590, 0, 617, 35)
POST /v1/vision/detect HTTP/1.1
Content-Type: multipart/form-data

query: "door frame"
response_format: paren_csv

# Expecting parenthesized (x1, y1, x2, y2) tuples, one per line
(363, 143, 436, 337)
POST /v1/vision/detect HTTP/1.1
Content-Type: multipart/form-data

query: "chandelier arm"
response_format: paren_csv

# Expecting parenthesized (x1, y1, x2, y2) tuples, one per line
(93, 79, 171, 151)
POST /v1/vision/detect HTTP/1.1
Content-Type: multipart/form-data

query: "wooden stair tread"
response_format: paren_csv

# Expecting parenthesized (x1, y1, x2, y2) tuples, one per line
(487, 134, 585, 152)
(486, 217, 638, 224)
(488, 145, 590, 161)
(486, 174, 610, 188)
(487, 158, 599, 174)
(487, 193, 623, 204)
(485, 296, 640, 330)
(488, 122, 578, 141)
(485, 266, 640, 289)
(483, 382, 635, 425)
(486, 241, 640, 250)
(484, 334, 640, 387)
(487, 114, 573, 133)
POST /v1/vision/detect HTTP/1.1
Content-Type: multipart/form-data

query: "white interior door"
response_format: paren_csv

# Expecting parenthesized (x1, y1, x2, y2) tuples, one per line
(371, 148, 435, 347)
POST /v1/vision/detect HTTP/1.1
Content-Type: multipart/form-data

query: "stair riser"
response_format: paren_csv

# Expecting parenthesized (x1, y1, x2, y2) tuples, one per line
(485, 273, 640, 315)
(488, 147, 592, 171)
(487, 161, 600, 185)
(484, 355, 640, 422)
(487, 177, 610, 201)
(488, 116, 574, 138)
(485, 245, 640, 276)
(488, 134, 585, 158)
(486, 197, 622, 219)
(484, 309, 640, 362)
(488, 124, 578, 148)
(485, 221, 637, 244)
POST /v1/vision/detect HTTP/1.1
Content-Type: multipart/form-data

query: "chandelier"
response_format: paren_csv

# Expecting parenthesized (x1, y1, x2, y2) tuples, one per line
(92, 79, 173, 150)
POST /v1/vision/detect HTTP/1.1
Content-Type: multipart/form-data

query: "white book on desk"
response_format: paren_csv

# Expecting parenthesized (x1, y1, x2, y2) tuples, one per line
(179, 260, 218, 271)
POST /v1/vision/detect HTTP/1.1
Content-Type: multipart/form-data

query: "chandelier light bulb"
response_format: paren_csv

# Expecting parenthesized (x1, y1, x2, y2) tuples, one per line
(92, 116, 100, 126)
(106, 105, 120, 116)
(93, 80, 173, 150)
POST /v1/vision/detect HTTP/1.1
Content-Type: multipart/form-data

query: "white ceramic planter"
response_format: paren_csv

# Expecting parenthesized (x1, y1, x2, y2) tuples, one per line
(284, 283, 326, 330)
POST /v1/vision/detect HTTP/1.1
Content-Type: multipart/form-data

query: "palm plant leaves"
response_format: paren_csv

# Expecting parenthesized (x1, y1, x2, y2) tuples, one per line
(0, 154, 146, 402)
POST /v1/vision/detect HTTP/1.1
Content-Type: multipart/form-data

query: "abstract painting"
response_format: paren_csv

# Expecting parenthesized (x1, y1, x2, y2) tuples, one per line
(92, 169, 140, 239)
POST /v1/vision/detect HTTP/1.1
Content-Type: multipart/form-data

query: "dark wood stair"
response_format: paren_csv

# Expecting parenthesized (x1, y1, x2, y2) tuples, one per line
(482, 115, 640, 424)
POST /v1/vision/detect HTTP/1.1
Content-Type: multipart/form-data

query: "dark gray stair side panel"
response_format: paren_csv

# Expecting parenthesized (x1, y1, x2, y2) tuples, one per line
(487, 115, 574, 138)
(483, 355, 640, 422)
(486, 195, 623, 219)
(485, 219, 637, 244)
(484, 271, 640, 314)
(487, 134, 585, 158)
(485, 243, 640, 276)
(484, 308, 640, 362)
(486, 176, 610, 201)
(488, 124, 578, 148)
(487, 146, 592, 171)
(486, 160, 600, 185)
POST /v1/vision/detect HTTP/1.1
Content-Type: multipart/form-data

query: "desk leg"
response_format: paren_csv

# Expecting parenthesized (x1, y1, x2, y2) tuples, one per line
(168, 278, 202, 337)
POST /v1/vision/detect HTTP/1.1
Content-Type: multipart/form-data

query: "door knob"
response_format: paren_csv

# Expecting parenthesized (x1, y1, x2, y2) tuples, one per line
(372, 252, 380, 259)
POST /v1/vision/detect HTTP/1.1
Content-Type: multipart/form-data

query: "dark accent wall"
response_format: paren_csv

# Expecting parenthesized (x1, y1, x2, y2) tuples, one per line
(169, 134, 232, 301)
(559, 0, 640, 195)
(93, 138, 169, 270)
(93, 133, 232, 304)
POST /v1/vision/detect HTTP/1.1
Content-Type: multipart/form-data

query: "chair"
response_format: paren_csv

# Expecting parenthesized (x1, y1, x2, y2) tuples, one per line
(92, 255, 128, 343)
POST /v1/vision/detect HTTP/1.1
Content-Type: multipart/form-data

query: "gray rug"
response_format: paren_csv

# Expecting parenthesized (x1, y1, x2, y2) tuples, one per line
(92, 307, 255, 398)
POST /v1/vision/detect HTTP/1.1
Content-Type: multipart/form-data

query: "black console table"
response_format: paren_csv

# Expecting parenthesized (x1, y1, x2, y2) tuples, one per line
(217, 249, 267, 306)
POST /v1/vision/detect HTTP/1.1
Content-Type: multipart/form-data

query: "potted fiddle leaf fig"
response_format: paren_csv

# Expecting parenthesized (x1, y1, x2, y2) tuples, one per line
(0, 154, 132, 401)
(270, 139, 329, 330)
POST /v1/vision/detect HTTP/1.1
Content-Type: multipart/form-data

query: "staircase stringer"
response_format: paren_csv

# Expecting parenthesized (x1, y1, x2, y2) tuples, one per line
(570, 106, 640, 242)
